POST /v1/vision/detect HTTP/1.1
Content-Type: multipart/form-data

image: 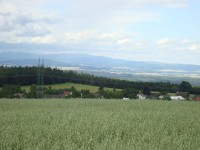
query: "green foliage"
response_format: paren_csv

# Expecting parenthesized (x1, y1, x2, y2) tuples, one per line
(0, 85, 24, 98)
(159, 91, 167, 96)
(143, 87, 151, 95)
(26, 84, 37, 98)
(99, 84, 104, 91)
(163, 96, 171, 101)
(0, 99, 200, 149)
(64, 71, 181, 93)
(81, 89, 95, 98)
(100, 90, 123, 99)
(45, 87, 59, 95)
(1, 66, 200, 94)
(22, 83, 115, 94)
(179, 81, 192, 92)
(0, 66, 66, 86)
(122, 88, 139, 99)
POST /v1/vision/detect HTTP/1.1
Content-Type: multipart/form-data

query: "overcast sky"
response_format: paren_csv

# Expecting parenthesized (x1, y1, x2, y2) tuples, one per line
(0, 0, 200, 65)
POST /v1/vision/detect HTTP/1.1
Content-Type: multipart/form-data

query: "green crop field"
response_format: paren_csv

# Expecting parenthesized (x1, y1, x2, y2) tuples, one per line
(0, 99, 200, 150)
(22, 82, 116, 92)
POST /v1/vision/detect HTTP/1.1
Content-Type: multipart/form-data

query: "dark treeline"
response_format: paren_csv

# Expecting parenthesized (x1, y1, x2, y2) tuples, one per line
(0, 66, 66, 86)
(65, 71, 180, 93)
(0, 66, 200, 94)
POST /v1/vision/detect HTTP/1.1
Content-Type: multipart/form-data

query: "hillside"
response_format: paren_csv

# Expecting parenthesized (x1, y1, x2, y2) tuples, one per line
(1, 66, 200, 95)
(22, 82, 115, 93)
(1, 52, 200, 86)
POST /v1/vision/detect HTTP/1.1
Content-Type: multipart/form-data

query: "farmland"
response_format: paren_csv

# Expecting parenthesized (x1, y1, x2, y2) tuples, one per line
(21, 82, 115, 92)
(0, 99, 200, 150)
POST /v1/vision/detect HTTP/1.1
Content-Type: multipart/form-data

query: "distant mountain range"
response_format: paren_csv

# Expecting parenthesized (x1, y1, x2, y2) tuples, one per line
(1, 52, 200, 85)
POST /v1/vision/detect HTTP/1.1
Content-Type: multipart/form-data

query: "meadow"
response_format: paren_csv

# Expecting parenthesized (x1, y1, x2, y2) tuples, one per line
(21, 82, 115, 92)
(0, 99, 200, 150)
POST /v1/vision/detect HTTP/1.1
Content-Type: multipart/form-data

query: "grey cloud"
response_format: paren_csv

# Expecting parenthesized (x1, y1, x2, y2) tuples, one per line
(16, 14, 35, 25)
(0, 12, 10, 17)
(0, 22, 15, 32)
(40, 16, 60, 24)
(0, 42, 64, 53)
(58, 0, 188, 31)
(0, 14, 26, 32)
(0, 12, 58, 40)
(15, 13, 59, 26)
(17, 25, 51, 37)
(0, 41, 102, 54)
(0, 14, 15, 32)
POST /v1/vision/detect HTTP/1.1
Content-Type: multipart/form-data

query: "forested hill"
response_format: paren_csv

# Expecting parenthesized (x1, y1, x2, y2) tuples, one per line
(0, 66, 200, 94)
(0, 66, 66, 86)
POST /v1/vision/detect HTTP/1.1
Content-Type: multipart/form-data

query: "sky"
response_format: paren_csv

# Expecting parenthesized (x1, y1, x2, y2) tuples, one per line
(0, 0, 200, 65)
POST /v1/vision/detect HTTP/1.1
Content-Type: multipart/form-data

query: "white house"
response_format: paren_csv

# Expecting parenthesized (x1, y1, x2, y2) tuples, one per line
(170, 96, 185, 101)
(137, 94, 147, 100)
(123, 97, 129, 100)
(159, 95, 164, 100)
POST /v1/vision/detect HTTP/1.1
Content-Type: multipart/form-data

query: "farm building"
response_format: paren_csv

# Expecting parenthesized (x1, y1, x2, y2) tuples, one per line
(195, 96, 200, 101)
(63, 91, 72, 97)
(14, 93, 25, 99)
(137, 94, 147, 100)
(176, 91, 189, 98)
(170, 96, 185, 101)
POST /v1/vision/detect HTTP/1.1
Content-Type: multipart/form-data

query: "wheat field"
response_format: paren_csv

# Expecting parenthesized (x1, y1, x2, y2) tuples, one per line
(0, 99, 200, 150)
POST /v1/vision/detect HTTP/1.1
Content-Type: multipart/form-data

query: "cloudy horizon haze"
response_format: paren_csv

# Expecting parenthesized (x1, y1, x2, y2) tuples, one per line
(0, 0, 200, 65)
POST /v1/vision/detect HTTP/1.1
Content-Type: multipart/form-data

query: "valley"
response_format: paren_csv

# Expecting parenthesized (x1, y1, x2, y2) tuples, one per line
(1, 52, 200, 86)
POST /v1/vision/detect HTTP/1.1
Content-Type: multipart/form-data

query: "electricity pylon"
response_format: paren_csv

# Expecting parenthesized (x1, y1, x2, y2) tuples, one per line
(36, 58, 44, 99)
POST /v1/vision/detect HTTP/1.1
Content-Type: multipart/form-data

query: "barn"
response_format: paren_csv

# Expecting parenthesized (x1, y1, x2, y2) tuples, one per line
(195, 96, 200, 101)
(170, 96, 185, 101)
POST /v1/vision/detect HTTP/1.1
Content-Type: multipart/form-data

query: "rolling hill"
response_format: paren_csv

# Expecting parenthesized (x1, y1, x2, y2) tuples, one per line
(1, 52, 200, 85)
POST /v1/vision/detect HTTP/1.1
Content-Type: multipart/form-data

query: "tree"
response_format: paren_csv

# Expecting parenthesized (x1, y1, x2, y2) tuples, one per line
(99, 84, 104, 91)
(159, 91, 167, 96)
(143, 87, 151, 95)
(81, 89, 94, 98)
(27, 84, 37, 98)
(69, 87, 80, 98)
(179, 81, 192, 92)
(0, 85, 23, 98)
(122, 88, 139, 99)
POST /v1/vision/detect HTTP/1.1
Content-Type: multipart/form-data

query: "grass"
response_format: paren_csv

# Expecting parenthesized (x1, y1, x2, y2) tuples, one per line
(151, 91, 176, 96)
(0, 99, 200, 150)
(22, 82, 116, 92)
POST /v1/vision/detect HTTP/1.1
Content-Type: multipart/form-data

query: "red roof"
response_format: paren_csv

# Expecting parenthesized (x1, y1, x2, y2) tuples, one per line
(196, 96, 200, 101)
(63, 92, 72, 96)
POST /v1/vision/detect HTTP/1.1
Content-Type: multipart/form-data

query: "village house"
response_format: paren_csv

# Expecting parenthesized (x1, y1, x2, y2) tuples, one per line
(63, 91, 73, 97)
(170, 96, 185, 101)
(137, 94, 147, 100)
(123, 97, 129, 100)
(159, 95, 164, 100)
(14, 93, 25, 99)
(195, 96, 200, 101)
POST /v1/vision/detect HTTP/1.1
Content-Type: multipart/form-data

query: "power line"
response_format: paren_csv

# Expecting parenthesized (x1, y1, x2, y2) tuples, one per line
(36, 58, 44, 99)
